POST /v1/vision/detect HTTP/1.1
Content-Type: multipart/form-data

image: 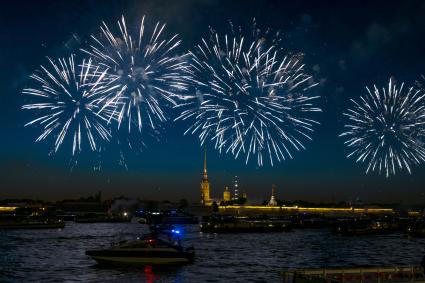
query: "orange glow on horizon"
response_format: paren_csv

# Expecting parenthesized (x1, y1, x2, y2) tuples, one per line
(0, 206, 18, 212)
(218, 205, 394, 213)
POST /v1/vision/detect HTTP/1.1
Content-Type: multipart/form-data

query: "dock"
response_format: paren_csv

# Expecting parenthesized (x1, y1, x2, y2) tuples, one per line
(282, 266, 425, 283)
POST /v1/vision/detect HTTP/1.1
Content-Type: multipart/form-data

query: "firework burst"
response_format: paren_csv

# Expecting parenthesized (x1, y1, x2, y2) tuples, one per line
(340, 78, 425, 177)
(175, 23, 321, 166)
(22, 55, 117, 155)
(82, 16, 189, 136)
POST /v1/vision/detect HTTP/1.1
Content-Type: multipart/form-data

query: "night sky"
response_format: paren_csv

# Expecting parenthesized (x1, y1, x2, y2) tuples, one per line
(1, 0, 425, 203)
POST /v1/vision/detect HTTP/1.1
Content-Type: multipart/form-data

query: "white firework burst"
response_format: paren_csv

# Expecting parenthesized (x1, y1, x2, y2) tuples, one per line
(340, 78, 425, 177)
(175, 24, 321, 166)
(22, 55, 117, 155)
(82, 15, 189, 136)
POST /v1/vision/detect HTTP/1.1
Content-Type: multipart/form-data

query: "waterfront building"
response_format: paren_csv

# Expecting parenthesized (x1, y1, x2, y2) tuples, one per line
(242, 191, 247, 199)
(223, 187, 231, 202)
(196, 150, 394, 215)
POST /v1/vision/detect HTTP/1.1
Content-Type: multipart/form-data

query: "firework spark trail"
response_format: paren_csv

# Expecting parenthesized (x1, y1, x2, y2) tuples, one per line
(340, 78, 425, 177)
(82, 15, 190, 136)
(22, 55, 119, 155)
(175, 23, 321, 166)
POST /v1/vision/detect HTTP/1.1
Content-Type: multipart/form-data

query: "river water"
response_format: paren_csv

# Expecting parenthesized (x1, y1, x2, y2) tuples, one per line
(1, 222, 424, 282)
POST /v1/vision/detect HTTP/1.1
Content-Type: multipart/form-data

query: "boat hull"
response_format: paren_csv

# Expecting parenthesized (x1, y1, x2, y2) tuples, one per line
(201, 221, 292, 233)
(89, 256, 191, 266)
(86, 248, 194, 266)
(407, 228, 425, 237)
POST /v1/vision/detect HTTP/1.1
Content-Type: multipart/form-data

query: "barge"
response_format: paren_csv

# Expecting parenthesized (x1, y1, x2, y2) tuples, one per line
(282, 266, 425, 283)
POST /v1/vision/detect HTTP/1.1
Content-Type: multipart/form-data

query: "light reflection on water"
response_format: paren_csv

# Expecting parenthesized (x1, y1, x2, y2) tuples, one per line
(1, 222, 425, 282)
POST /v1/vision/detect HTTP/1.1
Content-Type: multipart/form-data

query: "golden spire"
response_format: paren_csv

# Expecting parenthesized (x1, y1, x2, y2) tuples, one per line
(200, 146, 211, 205)
(203, 146, 208, 180)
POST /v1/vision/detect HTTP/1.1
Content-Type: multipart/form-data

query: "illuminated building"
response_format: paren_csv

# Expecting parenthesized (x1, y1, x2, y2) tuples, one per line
(219, 205, 394, 215)
(194, 151, 394, 215)
(268, 185, 278, 206)
(0, 206, 17, 212)
(223, 187, 231, 202)
(200, 148, 211, 205)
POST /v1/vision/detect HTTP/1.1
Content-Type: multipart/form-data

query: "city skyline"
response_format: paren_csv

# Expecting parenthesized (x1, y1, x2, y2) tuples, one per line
(1, 0, 425, 203)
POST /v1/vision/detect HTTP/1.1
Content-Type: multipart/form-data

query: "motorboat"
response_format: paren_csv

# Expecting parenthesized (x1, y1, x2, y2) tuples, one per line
(149, 224, 177, 234)
(86, 232, 194, 266)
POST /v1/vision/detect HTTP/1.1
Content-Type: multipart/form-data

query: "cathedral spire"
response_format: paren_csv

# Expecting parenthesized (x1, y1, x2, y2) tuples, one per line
(201, 147, 211, 205)
(203, 146, 207, 178)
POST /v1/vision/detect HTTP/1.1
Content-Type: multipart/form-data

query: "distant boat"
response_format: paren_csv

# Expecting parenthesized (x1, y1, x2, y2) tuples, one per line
(75, 213, 131, 223)
(407, 220, 425, 237)
(56, 214, 76, 221)
(200, 215, 292, 233)
(149, 224, 177, 234)
(295, 217, 331, 229)
(138, 210, 199, 225)
(86, 233, 194, 266)
(161, 215, 199, 225)
(0, 219, 65, 229)
(333, 218, 398, 235)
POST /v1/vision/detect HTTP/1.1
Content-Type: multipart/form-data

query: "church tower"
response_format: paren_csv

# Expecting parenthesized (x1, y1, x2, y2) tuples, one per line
(223, 186, 231, 202)
(200, 147, 211, 205)
(268, 184, 278, 206)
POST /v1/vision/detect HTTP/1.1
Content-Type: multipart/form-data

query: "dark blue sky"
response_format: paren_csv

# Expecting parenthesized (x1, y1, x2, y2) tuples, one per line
(1, 0, 425, 203)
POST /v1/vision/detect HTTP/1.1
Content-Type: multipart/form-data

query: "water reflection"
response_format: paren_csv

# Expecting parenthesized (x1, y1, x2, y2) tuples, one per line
(1, 222, 425, 282)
